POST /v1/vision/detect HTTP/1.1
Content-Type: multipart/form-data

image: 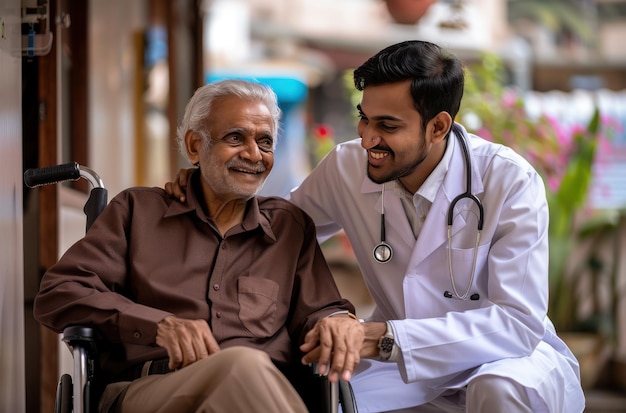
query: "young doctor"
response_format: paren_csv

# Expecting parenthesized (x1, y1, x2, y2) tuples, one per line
(166, 40, 584, 412)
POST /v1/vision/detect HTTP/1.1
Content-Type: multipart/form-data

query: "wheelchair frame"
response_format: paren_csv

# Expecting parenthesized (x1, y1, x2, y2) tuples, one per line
(25, 162, 358, 413)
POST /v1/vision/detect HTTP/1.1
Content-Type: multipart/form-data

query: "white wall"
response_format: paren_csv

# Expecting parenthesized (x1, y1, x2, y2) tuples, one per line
(88, 0, 147, 198)
(0, 0, 25, 411)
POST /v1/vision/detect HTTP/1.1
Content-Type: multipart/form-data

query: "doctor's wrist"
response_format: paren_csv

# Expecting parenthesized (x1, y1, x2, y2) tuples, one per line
(361, 322, 387, 359)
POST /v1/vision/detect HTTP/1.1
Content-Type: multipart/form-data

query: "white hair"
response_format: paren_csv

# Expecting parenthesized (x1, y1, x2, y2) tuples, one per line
(176, 79, 282, 164)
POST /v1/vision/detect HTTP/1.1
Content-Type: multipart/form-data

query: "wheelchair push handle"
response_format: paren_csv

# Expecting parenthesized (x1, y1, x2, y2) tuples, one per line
(24, 162, 108, 232)
(24, 162, 81, 188)
(24, 162, 105, 189)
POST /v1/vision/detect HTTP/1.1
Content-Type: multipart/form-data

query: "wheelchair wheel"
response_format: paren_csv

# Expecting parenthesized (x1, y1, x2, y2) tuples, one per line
(55, 373, 73, 413)
(339, 380, 358, 413)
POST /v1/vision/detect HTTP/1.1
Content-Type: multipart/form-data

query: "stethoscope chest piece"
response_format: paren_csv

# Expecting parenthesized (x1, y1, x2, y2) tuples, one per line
(373, 242, 393, 263)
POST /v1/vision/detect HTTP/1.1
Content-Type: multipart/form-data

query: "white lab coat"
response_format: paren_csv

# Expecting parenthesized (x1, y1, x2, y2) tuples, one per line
(290, 126, 584, 412)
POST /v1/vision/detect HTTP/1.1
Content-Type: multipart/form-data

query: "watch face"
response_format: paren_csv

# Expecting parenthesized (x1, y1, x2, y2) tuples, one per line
(380, 336, 394, 353)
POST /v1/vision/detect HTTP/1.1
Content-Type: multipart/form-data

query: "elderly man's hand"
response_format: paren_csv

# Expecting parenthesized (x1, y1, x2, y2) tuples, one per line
(300, 315, 364, 383)
(156, 316, 220, 370)
(164, 167, 196, 203)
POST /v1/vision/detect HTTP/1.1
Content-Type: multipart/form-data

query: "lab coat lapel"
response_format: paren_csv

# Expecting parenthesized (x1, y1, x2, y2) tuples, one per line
(409, 130, 484, 268)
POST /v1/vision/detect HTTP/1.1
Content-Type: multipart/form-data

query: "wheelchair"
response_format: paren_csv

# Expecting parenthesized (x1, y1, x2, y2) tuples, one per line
(25, 162, 358, 413)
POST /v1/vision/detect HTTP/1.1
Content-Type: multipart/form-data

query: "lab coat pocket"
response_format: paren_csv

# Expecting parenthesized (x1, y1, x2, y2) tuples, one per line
(237, 277, 279, 337)
(445, 243, 490, 294)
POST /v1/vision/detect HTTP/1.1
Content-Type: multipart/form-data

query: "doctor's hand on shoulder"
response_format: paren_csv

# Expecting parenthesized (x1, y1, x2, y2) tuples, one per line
(165, 167, 196, 203)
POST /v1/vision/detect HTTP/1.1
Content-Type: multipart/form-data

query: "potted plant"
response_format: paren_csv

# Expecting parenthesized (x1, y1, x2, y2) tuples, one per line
(383, 0, 437, 25)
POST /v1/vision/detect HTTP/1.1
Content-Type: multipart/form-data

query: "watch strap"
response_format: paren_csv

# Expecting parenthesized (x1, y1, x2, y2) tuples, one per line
(377, 321, 394, 361)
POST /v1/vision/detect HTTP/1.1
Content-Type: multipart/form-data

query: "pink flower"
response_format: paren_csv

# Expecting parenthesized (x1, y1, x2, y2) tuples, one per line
(501, 89, 518, 109)
(547, 176, 562, 192)
(476, 127, 492, 141)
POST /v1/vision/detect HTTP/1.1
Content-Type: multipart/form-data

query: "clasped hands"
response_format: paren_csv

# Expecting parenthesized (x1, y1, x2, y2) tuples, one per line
(156, 315, 367, 382)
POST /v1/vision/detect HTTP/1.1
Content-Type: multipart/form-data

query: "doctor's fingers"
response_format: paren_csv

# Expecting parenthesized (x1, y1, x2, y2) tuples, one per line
(164, 167, 195, 202)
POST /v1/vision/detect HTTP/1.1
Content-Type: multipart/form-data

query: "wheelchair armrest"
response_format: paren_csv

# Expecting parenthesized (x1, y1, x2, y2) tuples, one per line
(62, 326, 99, 353)
(62, 325, 99, 342)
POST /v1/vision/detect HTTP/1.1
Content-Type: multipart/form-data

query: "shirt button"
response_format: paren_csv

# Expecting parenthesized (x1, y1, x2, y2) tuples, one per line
(216, 311, 222, 318)
(221, 243, 226, 249)
(213, 284, 220, 291)
(133, 331, 141, 339)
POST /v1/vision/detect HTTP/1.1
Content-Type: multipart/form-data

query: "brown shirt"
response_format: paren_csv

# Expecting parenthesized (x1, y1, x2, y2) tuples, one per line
(34, 171, 353, 372)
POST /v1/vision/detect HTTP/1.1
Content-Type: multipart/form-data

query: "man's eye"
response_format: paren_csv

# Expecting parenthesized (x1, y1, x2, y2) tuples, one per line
(225, 135, 242, 144)
(258, 139, 273, 151)
(380, 123, 397, 131)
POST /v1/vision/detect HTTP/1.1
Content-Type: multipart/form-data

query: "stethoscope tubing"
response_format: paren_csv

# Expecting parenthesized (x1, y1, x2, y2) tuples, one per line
(445, 125, 484, 300)
(373, 183, 393, 263)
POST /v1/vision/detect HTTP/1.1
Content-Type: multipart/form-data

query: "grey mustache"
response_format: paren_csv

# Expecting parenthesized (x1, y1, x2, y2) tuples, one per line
(227, 161, 266, 173)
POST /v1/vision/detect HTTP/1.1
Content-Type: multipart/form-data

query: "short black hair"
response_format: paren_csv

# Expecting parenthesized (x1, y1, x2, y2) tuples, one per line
(354, 40, 465, 131)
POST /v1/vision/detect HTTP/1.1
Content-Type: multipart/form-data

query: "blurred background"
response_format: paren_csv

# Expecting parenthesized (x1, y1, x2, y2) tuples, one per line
(3, 0, 626, 411)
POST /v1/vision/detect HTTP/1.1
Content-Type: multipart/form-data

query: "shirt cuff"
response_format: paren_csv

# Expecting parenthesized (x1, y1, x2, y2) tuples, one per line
(327, 310, 360, 320)
(387, 321, 401, 362)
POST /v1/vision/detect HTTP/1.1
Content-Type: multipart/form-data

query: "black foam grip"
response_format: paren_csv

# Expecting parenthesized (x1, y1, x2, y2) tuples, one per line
(24, 162, 80, 188)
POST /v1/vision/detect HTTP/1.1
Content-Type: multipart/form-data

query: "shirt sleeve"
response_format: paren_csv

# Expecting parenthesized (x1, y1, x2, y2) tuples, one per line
(286, 210, 355, 344)
(33, 191, 173, 346)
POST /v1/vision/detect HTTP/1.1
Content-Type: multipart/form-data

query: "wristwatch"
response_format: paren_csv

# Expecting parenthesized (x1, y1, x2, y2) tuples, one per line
(378, 322, 394, 361)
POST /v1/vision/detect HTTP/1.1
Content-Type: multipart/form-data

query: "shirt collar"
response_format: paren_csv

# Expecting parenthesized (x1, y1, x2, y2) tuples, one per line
(241, 197, 276, 242)
(164, 169, 276, 242)
(415, 133, 454, 203)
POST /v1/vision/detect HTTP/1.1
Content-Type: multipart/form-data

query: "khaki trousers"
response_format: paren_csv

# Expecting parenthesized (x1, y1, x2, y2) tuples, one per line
(99, 347, 308, 413)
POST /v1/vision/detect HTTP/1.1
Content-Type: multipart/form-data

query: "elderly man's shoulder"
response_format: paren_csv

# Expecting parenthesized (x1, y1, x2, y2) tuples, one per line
(109, 186, 173, 207)
(257, 196, 313, 224)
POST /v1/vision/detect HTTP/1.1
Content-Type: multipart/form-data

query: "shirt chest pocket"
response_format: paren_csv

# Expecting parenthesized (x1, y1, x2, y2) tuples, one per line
(237, 277, 279, 337)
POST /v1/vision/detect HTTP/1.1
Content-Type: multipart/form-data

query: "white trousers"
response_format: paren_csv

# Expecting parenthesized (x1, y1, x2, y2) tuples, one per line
(348, 342, 585, 413)
(384, 375, 533, 413)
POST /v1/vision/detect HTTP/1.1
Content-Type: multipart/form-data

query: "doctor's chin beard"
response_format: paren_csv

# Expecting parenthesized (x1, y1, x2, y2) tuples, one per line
(366, 166, 397, 185)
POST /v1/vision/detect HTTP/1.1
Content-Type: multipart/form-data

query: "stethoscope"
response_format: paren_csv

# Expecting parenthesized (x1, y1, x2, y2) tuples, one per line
(372, 124, 485, 301)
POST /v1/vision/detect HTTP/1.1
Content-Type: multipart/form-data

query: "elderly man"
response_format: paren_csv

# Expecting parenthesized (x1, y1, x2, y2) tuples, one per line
(34, 79, 363, 413)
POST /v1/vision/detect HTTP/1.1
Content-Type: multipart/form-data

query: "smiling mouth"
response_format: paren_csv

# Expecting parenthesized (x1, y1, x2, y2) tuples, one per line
(228, 160, 266, 174)
(232, 167, 264, 174)
(370, 151, 389, 160)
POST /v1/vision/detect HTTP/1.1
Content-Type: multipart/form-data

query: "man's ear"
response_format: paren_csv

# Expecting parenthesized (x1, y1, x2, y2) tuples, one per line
(429, 111, 453, 144)
(185, 130, 203, 165)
